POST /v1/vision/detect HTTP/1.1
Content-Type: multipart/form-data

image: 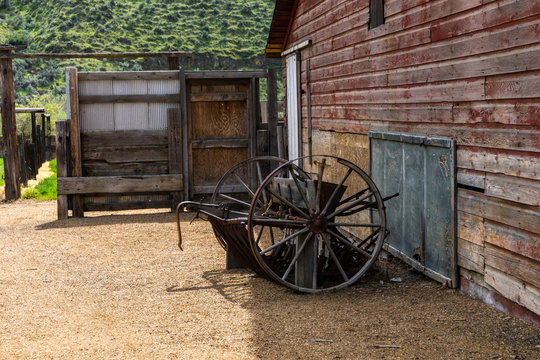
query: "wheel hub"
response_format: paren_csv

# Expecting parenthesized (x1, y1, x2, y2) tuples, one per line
(309, 214, 328, 234)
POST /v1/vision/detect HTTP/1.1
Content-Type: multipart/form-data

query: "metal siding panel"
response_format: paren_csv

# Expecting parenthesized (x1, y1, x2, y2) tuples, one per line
(149, 103, 179, 130)
(148, 80, 179, 94)
(78, 80, 113, 96)
(113, 80, 148, 95)
(114, 103, 149, 130)
(80, 104, 114, 131)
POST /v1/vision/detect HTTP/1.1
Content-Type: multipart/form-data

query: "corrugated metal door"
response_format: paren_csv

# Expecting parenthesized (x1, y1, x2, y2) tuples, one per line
(369, 130, 458, 288)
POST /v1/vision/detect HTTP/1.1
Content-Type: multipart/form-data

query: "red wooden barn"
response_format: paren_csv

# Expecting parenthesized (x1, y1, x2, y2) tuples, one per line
(265, 0, 539, 322)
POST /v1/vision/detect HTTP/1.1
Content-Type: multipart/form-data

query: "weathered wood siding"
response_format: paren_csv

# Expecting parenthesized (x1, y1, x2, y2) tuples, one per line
(283, 0, 539, 316)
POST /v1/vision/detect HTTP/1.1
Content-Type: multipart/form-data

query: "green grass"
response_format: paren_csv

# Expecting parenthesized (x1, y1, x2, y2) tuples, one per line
(0, 158, 4, 187)
(21, 158, 57, 200)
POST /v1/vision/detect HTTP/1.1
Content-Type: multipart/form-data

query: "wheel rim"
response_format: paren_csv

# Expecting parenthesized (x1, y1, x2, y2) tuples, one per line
(247, 155, 387, 293)
(211, 156, 288, 249)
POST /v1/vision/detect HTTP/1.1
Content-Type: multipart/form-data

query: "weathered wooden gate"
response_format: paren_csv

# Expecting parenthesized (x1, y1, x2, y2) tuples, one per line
(57, 69, 274, 218)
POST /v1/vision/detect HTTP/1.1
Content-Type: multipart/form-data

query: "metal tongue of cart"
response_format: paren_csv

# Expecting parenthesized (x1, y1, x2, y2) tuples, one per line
(176, 155, 398, 293)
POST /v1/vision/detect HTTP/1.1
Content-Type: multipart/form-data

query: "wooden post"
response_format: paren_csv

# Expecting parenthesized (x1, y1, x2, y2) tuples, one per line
(168, 108, 183, 209)
(179, 69, 189, 201)
(0, 49, 20, 200)
(66, 67, 84, 217)
(36, 124, 41, 168)
(17, 134, 27, 187)
(266, 68, 278, 157)
(30, 111, 37, 176)
(167, 56, 180, 70)
(295, 233, 316, 289)
(55, 121, 69, 219)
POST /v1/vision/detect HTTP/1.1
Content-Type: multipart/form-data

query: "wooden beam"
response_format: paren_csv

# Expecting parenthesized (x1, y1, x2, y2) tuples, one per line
(168, 108, 183, 209)
(57, 174, 183, 194)
(191, 138, 249, 149)
(266, 68, 279, 157)
(55, 121, 69, 219)
(66, 67, 84, 217)
(78, 71, 179, 81)
(190, 92, 247, 102)
(79, 94, 179, 104)
(185, 70, 267, 79)
(179, 69, 190, 201)
(0, 51, 192, 59)
(0, 51, 20, 200)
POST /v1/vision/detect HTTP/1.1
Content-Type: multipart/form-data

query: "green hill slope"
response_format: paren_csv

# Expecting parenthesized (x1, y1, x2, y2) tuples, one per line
(1, 0, 278, 105)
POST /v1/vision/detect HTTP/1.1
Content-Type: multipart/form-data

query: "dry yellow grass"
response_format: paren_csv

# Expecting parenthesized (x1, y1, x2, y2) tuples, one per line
(0, 200, 538, 359)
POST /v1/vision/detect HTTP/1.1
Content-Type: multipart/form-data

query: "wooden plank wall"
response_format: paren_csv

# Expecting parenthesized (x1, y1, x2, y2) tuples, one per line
(284, 0, 539, 316)
(74, 71, 182, 211)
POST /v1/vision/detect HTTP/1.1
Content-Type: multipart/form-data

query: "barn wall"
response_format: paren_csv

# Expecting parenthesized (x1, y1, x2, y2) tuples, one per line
(283, 0, 540, 317)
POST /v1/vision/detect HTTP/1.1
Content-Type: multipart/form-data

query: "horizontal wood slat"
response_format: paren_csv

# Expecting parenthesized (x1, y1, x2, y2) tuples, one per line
(457, 189, 540, 235)
(81, 130, 168, 147)
(485, 173, 540, 206)
(484, 220, 540, 262)
(84, 200, 172, 211)
(485, 243, 540, 289)
(82, 162, 169, 177)
(190, 92, 247, 102)
(79, 94, 179, 104)
(79, 71, 179, 81)
(83, 146, 168, 163)
(191, 138, 249, 149)
(484, 265, 540, 315)
(58, 175, 183, 195)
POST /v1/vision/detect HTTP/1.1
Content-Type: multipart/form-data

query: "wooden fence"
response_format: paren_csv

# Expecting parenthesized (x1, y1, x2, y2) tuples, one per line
(1, 109, 54, 188)
(56, 68, 278, 218)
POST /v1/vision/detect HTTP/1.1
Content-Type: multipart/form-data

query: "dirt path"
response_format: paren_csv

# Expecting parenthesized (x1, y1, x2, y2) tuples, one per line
(0, 201, 538, 359)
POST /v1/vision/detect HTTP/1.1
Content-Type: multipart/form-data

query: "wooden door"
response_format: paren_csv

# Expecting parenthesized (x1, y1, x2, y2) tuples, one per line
(188, 78, 252, 197)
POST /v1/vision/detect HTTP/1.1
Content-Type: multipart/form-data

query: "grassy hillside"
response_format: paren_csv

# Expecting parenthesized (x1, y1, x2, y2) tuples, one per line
(1, 0, 278, 106)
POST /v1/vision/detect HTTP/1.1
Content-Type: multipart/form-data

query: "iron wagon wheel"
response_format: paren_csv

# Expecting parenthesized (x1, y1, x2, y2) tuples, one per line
(247, 155, 387, 293)
(211, 156, 288, 249)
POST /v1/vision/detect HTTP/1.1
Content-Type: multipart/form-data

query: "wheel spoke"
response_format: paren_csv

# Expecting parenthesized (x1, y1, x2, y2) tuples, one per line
(288, 167, 312, 212)
(282, 232, 314, 280)
(315, 159, 326, 213)
(326, 228, 372, 259)
(256, 161, 271, 204)
(218, 193, 251, 208)
(264, 186, 310, 218)
(321, 168, 352, 215)
(255, 225, 265, 245)
(338, 187, 371, 207)
(326, 191, 373, 219)
(251, 217, 308, 228)
(233, 172, 255, 197)
(312, 235, 319, 289)
(260, 227, 310, 255)
(322, 236, 349, 282)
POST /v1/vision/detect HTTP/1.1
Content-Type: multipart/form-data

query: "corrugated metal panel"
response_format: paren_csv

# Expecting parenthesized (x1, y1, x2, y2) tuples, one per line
(286, 53, 299, 160)
(148, 80, 179, 94)
(370, 130, 457, 287)
(114, 103, 149, 130)
(149, 103, 179, 130)
(113, 80, 148, 95)
(79, 80, 113, 96)
(80, 104, 114, 131)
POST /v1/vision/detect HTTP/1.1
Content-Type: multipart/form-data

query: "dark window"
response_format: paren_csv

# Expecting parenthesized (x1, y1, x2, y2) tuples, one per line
(369, 0, 385, 29)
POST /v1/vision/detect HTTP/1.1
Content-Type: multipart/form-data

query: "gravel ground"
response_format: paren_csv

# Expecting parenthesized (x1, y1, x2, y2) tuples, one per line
(0, 200, 538, 359)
